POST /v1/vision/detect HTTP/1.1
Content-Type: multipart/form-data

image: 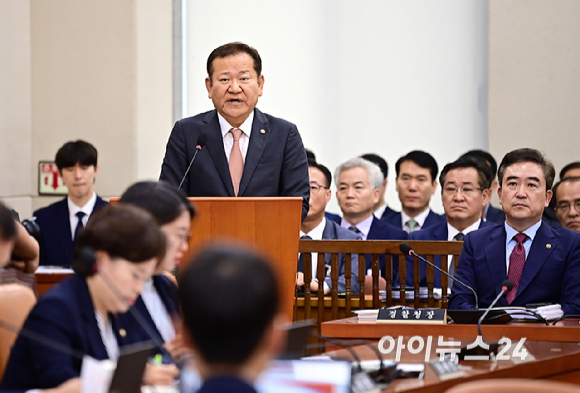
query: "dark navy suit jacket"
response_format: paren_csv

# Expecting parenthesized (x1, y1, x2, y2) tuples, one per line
(297, 219, 362, 294)
(325, 214, 408, 282)
(381, 209, 446, 231)
(159, 108, 310, 221)
(485, 204, 505, 225)
(194, 377, 257, 393)
(0, 275, 137, 391)
(405, 220, 496, 288)
(116, 274, 179, 363)
(449, 223, 580, 314)
(33, 196, 109, 266)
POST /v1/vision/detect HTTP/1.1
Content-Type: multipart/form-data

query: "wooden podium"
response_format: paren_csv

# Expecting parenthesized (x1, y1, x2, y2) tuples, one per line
(182, 197, 303, 322)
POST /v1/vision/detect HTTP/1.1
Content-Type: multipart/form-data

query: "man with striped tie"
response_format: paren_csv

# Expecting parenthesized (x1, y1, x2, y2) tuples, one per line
(449, 148, 580, 314)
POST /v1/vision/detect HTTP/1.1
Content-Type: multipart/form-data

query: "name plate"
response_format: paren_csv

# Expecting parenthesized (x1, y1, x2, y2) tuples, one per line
(377, 308, 447, 324)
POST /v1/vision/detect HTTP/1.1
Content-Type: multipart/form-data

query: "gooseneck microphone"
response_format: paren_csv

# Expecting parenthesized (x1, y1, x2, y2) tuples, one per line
(477, 279, 513, 339)
(399, 243, 479, 310)
(178, 133, 209, 190)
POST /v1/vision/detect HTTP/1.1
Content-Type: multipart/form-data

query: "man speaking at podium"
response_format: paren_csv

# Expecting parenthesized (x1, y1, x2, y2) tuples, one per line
(160, 42, 310, 221)
(450, 148, 580, 314)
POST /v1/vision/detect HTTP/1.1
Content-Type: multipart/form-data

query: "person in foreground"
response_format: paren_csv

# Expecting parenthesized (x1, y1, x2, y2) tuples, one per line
(178, 244, 286, 393)
(118, 180, 195, 363)
(159, 42, 310, 221)
(449, 148, 580, 314)
(0, 205, 177, 391)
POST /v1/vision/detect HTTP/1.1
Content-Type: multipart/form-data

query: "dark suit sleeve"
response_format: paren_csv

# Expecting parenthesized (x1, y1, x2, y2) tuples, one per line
(279, 124, 310, 221)
(448, 234, 478, 310)
(2, 298, 81, 390)
(160, 121, 189, 188)
(559, 234, 580, 315)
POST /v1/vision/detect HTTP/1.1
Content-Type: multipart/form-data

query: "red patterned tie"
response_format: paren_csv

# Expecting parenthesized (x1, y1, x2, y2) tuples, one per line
(506, 233, 527, 304)
(229, 128, 244, 196)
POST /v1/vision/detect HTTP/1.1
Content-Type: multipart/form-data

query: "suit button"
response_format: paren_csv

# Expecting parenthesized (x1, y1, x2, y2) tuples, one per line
(119, 329, 127, 337)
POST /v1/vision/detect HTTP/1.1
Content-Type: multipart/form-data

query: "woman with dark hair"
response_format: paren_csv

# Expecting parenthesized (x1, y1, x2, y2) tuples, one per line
(118, 181, 195, 362)
(0, 204, 177, 392)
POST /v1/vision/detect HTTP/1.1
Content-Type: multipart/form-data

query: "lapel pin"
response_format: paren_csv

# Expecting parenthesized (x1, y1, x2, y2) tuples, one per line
(260, 129, 266, 134)
(546, 244, 552, 249)
(119, 328, 127, 337)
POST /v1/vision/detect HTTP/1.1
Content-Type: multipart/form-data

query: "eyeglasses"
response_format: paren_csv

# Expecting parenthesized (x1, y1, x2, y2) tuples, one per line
(443, 185, 484, 197)
(170, 232, 191, 244)
(555, 201, 580, 213)
(310, 184, 328, 194)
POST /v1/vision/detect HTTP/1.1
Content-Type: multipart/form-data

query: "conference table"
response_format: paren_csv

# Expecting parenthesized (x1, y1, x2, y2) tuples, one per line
(320, 317, 580, 392)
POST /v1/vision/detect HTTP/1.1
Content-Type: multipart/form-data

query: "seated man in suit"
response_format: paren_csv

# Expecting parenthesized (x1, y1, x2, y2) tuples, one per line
(179, 244, 286, 393)
(33, 140, 109, 266)
(553, 177, 580, 232)
(449, 148, 580, 314)
(383, 150, 445, 233)
(460, 149, 505, 225)
(360, 153, 398, 220)
(326, 158, 407, 278)
(160, 42, 310, 221)
(296, 160, 361, 295)
(406, 157, 494, 288)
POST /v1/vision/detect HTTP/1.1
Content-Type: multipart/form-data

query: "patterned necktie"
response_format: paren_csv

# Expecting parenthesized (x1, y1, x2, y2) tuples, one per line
(74, 211, 86, 240)
(348, 226, 362, 236)
(448, 232, 465, 288)
(229, 128, 244, 196)
(507, 233, 527, 304)
(407, 219, 418, 233)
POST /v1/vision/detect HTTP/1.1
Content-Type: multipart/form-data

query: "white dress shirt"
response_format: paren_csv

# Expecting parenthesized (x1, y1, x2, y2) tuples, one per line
(340, 215, 374, 240)
(67, 192, 97, 240)
(401, 208, 431, 233)
(218, 111, 254, 163)
(141, 279, 176, 343)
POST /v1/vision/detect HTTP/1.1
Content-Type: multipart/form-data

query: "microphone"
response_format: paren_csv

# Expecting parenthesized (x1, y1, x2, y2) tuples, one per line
(178, 133, 209, 190)
(399, 243, 479, 310)
(477, 279, 513, 338)
(0, 318, 85, 360)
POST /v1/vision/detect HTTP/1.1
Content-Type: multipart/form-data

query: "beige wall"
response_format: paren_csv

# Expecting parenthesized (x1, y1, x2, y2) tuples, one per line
(489, 0, 580, 182)
(0, 1, 32, 217)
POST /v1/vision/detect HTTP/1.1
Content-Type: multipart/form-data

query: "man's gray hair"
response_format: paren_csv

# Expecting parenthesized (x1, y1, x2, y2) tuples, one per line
(334, 157, 384, 190)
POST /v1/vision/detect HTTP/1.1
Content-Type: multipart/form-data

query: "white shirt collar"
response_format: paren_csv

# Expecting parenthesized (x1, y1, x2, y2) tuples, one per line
(67, 192, 97, 216)
(447, 219, 482, 241)
(300, 217, 326, 240)
(218, 110, 254, 138)
(340, 214, 374, 240)
(401, 208, 431, 232)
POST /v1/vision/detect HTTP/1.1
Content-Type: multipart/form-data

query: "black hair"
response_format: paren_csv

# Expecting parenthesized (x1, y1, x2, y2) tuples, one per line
(207, 42, 262, 80)
(179, 243, 279, 366)
(361, 153, 388, 179)
(460, 150, 498, 180)
(119, 181, 195, 226)
(439, 156, 492, 189)
(498, 148, 555, 190)
(560, 162, 580, 181)
(553, 176, 580, 204)
(308, 159, 332, 188)
(72, 205, 166, 277)
(54, 140, 98, 171)
(305, 149, 316, 161)
(0, 201, 17, 242)
(395, 150, 439, 182)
